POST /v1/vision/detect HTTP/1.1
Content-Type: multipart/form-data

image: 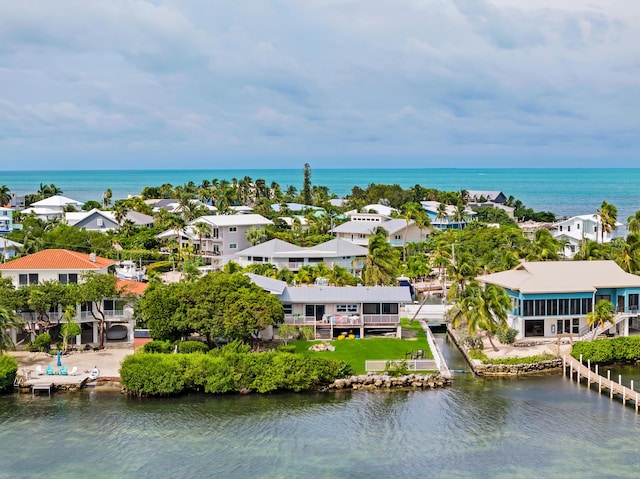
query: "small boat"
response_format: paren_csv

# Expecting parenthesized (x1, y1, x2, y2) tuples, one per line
(115, 260, 146, 281)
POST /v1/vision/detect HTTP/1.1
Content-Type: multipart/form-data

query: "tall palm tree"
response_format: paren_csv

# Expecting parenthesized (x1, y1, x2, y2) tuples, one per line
(0, 305, 23, 353)
(596, 201, 618, 244)
(102, 188, 113, 209)
(435, 202, 448, 226)
(362, 227, 400, 286)
(526, 229, 561, 261)
(194, 221, 211, 255)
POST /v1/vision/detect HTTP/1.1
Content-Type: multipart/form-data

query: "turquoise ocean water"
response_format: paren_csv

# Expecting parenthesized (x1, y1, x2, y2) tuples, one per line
(2, 168, 640, 219)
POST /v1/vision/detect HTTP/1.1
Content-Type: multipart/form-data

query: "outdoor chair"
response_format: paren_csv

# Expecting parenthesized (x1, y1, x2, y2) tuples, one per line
(69, 367, 78, 376)
(35, 365, 43, 376)
(59, 366, 68, 376)
(46, 365, 54, 375)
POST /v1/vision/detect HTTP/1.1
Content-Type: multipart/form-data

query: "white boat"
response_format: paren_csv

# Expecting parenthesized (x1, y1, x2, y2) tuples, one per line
(115, 260, 146, 281)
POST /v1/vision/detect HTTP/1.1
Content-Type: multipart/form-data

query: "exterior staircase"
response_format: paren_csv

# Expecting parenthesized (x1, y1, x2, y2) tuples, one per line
(576, 312, 630, 341)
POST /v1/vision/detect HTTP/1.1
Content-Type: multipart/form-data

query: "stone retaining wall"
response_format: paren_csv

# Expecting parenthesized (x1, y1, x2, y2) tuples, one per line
(326, 373, 451, 390)
(473, 359, 563, 376)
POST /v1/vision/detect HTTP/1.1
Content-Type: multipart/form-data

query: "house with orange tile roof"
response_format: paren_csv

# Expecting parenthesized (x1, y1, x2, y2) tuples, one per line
(0, 249, 148, 347)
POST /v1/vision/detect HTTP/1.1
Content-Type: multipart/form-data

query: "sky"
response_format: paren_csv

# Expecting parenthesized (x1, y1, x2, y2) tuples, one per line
(1, 0, 639, 170)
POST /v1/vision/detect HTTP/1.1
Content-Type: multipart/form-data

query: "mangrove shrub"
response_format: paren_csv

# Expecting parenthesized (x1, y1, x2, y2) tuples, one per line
(0, 355, 18, 391)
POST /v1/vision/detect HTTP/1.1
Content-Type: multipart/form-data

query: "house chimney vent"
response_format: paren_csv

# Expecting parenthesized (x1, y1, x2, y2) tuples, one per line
(89, 253, 96, 262)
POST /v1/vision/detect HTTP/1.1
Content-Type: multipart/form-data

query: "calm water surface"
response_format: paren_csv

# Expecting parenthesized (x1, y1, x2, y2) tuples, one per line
(1, 339, 640, 479)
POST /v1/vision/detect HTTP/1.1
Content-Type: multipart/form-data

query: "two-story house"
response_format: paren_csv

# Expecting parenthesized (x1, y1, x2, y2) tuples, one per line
(477, 260, 640, 340)
(421, 201, 476, 230)
(65, 208, 154, 232)
(21, 195, 84, 220)
(157, 214, 273, 266)
(0, 249, 145, 346)
(553, 214, 625, 258)
(235, 237, 368, 274)
(332, 212, 429, 247)
(0, 207, 14, 234)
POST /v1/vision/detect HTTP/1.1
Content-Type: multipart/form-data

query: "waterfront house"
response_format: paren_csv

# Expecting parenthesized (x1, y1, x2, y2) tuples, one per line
(0, 249, 146, 346)
(157, 214, 273, 266)
(421, 201, 476, 230)
(65, 208, 154, 232)
(477, 260, 640, 340)
(247, 273, 412, 339)
(21, 195, 84, 220)
(466, 191, 507, 204)
(235, 237, 367, 274)
(553, 214, 624, 258)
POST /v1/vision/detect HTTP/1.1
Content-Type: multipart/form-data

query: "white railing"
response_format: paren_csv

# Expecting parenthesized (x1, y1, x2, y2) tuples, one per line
(362, 314, 400, 325)
(283, 315, 317, 325)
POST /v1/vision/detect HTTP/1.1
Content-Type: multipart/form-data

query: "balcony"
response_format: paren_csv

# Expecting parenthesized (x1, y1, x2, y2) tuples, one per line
(282, 314, 400, 326)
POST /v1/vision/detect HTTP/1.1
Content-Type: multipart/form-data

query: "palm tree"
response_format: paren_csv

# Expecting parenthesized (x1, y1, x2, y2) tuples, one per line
(102, 188, 113, 209)
(447, 251, 481, 300)
(526, 229, 561, 261)
(587, 300, 616, 339)
(596, 201, 618, 244)
(362, 227, 400, 286)
(194, 221, 211, 255)
(574, 240, 605, 261)
(0, 305, 23, 353)
(113, 203, 128, 232)
(627, 210, 640, 235)
(0, 185, 11, 207)
(435, 202, 448, 226)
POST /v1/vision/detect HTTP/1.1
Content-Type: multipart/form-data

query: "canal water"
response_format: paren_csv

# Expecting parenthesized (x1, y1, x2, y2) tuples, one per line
(1, 338, 640, 479)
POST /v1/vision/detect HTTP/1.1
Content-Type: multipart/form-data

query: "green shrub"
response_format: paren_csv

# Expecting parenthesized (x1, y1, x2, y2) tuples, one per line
(120, 351, 347, 396)
(482, 354, 556, 365)
(468, 350, 488, 362)
(33, 333, 51, 352)
(498, 328, 518, 345)
(178, 341, 208, 354)
(459, 332, 483, 350)
(571, 336, 640, 364)
(384, 360, 410, 377)
(143, 340, 174, 354)
(0, 355, 19, 391)
(299, 326, 315, 341)
(277, 345, 296, 354)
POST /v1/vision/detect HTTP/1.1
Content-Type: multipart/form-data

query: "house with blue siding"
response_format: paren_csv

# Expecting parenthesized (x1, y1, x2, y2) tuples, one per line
(0, 207, 14, 234)
(477, 261, 640, 340)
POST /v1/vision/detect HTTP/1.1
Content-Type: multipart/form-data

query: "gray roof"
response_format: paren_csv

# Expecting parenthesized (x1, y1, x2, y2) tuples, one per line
(279, 285, 412, 303)
(309, 238, 368, 257)
(237, 237, 367, 259)
(332, 219, 410, 235)
(246, 273, 287, 294)
(237, 239, 303, 257)
(478, 260, 640, 294)
(467, 190, 505, 202)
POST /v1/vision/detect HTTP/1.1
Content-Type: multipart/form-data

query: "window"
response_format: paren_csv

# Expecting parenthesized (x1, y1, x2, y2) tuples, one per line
(394, 235, 402, 240)
(283, 304, 293, 315)
(229, 243, 237, 249)
(547, 299, 558, 316)
(567, 226, 571, 232)
(289, 258, 304, 263)
(58, 273, 78, 284)
(382, 303, 398, 314)
(523, 300, 534, 317)
(535, 300, 546, 316)
(571, 299, 581, 315)
(363, 303, 381, 315)
(524, 320, 544, 337)
(572, 318, 580, 334)
(96, 218, 104, 227)
(308, 258, 323, 263)
(229, 227, 237, 232)
(559, 299, 570, 315)
(19, 273, 39, 286)
(336, 304, 358, 313)
(582, 298, 593, 314)
(595, 294, 611, 304)
(559, 226, 563, 232)
(577, 223, 580, 230)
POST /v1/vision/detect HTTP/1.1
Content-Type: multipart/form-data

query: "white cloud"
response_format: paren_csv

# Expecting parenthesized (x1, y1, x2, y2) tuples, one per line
(0, 0, 638, 168)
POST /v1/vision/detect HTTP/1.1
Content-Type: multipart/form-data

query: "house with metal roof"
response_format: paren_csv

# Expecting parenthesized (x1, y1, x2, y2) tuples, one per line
(0, 237, 22, 261)
(21, 195, 84, 220)
(421, 201, 476, 230)
(235, 237, 367, 274)
(247, 273, 412, 339)
(332, 215, 429, 247)
(477, 260, 640, 340)
(553, 214, 625, 258)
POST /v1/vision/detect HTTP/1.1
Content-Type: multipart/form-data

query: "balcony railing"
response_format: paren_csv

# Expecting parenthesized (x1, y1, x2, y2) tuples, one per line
(282, 314, 400, 326)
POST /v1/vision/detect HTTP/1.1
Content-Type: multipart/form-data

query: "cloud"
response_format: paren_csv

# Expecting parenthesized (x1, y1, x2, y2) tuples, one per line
(0, 0, 638, 168)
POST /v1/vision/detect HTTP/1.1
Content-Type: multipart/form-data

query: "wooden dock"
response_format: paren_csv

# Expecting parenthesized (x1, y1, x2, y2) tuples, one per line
(31, 382, 54, 396)
(564, 355, 640, 413)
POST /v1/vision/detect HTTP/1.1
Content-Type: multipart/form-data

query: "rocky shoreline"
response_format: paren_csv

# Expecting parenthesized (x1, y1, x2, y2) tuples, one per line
(326, 373, 451, 390)
(473, 359, 563, 376)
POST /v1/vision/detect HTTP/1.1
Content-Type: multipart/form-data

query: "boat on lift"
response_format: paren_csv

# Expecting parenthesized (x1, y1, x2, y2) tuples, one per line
(114, 260, 146, 281)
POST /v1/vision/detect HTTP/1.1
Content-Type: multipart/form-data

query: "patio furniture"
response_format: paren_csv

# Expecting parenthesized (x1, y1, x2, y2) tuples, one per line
(45, 365, 54, 375)
(59, 366, 68, 376)
(35, 365, 43, 376)
(69, 367, 78, 376)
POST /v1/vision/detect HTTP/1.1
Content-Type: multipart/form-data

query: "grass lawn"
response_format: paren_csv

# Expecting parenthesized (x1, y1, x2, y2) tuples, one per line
(290, 319, 433, 375)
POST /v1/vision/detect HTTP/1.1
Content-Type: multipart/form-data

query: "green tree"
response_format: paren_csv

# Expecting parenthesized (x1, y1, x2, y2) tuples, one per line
(362, 227, 400, 286)
(245, 226, 268, 246)
(302, 163, 312, 205)
(627, 210, 640, 235)
(278, 323, 298, 345)
(596, 201, 618, 244)
(60, 306, 81, 352)
(0, 185, 12, 207)
(223, 286, 284, 342)
(0, 305, 23, 353)
(103, 188, 113, 209)
(587, 300, 616, 340)
(78, 272, 120, 348)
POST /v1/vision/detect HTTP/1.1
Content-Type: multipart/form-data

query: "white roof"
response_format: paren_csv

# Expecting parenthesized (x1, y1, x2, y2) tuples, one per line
(421, 201, 475, 217)
(361, 204, 398, 216)
(190, 214, 272, 227)
(65, 208, 154, 227)
(279, 285, 412, 303)
(236, 237, 367, 260)
(245, 273, 287, 294)
(478, 260, 640, 294)
(31, 195, 83, 207)
(0, 238, 23, 249)
(333, 218, 410, 235)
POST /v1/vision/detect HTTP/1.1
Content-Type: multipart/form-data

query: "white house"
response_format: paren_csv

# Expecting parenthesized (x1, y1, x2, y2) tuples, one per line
(0, 238, 22, 261)
(421, 201, 476, 230)
(247, 273, 412, 339)
(234, 237, 367, 274)
(332, 213, 429, 247)
(553, 214, 624, 258)
(157, 214, 273, 266)
(21, 195, 84, 220)
(0, 249, 146, 345)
